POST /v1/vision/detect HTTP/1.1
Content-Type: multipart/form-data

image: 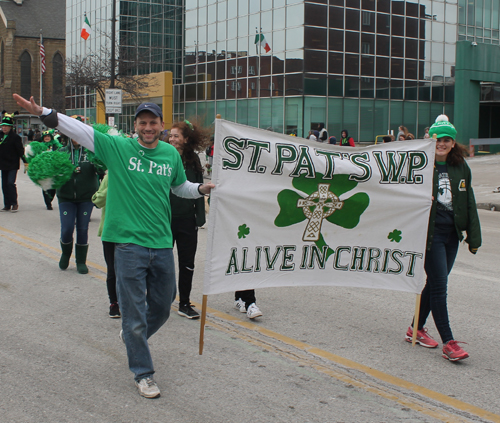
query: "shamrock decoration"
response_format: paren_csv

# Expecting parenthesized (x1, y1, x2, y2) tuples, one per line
(274, 173, 369, 256)
(238, 224, 250, 239)
(388, 229, 402, 243)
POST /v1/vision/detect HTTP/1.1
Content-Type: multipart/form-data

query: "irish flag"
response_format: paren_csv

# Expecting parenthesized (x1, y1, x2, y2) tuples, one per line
(254, 33, 271, 53)
(81, 16, 91, 40)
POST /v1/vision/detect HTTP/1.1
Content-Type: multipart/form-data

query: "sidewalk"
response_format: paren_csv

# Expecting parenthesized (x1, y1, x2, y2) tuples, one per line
(467, 154, 500, 211)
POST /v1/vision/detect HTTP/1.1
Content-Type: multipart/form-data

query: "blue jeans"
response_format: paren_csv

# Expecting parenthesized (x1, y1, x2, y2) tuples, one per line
(114, 243, 177, 381)
(58, 202, 94, 244)
(417, 228, 459, 344)
(1, 169, 18, 208)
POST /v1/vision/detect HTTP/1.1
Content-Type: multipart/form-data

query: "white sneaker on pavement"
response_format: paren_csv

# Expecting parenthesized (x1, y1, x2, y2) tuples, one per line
(246, 303, 262, 319)
(234, 298, 246, 313)
(135, 377, 161, 398)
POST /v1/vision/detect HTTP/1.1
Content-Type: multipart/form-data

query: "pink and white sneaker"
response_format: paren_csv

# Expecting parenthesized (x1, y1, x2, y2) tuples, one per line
(405, 326, 439, 348)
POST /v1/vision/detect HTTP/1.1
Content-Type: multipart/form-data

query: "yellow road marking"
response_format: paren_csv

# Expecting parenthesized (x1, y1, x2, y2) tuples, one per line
(196, 304, 500, 423)
(2, 225, 499, 422)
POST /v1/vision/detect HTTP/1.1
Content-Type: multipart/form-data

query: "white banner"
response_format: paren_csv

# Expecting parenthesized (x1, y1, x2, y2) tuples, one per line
(203, 120, 435, 296)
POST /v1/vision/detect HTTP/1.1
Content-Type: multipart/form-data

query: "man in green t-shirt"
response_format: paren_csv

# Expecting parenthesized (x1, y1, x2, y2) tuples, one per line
(14, 93, 214, 399)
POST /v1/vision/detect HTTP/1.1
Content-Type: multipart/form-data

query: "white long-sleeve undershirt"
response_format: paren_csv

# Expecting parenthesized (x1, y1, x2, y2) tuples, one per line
(41, 108, 203, 199)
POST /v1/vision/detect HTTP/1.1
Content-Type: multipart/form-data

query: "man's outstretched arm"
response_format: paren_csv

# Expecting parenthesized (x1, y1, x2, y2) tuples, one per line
(13, 94, 95, 152)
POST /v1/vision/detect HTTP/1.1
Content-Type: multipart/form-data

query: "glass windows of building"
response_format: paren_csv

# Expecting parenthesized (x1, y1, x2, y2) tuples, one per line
(458, 0, 500, 44)
(178, 0, 496, 141)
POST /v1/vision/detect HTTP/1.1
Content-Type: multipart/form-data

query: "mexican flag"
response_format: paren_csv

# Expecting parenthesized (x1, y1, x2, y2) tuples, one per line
(81, 16, 91, 40)
(254, 33, 271, 53)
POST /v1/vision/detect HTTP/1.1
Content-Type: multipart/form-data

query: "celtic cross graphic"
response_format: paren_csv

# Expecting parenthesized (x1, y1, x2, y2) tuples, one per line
(297, 183, 344, 242)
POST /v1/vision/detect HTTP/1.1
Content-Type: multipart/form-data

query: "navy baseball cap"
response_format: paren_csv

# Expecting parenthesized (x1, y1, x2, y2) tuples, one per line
(134, 103, 163, 120)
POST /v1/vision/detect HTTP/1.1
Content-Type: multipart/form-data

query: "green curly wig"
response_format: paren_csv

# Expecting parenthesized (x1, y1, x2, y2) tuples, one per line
(27, 151, 76, 191)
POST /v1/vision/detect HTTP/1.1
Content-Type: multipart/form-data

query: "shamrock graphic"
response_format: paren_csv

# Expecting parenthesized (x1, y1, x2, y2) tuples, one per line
(275, 173, 369, 255)
(238, 224, 250, 239)
(388, 229, 402, 243)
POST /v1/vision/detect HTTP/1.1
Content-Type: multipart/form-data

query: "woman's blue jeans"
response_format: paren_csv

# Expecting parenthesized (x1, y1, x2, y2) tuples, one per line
(58, 201, 94, 244)
(114, 243, 176, 381)
(417, 228, 459, 344)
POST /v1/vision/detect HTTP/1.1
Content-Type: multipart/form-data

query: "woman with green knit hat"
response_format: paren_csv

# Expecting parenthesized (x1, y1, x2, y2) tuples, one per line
(39, 130, 61, 210)
(405, 115, 481, 362)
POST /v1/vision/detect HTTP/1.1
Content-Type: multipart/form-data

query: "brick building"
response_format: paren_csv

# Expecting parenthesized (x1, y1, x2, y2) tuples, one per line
(0, 0, 65, 113)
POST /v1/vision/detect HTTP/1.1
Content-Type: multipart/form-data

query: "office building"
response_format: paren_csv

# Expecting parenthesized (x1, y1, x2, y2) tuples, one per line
(179, 0, 500, 145)
(66, 0, 182, 131)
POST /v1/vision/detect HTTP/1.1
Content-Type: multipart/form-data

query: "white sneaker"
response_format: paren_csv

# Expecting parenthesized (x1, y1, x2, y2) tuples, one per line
(234, 298, 246, 313)
(246, 303, 262, 319)
(135, 377, 161, 398)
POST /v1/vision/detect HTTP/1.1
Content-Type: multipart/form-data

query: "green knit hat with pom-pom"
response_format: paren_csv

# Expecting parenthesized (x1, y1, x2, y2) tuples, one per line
(429, 115, 457, 140)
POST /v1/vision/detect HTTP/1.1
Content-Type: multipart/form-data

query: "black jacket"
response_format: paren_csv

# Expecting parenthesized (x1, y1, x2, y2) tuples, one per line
(56, 144, 101, 203)
(170, 155, 206, 227)
(427, 161, 481, 251)
(0, 129, 26, 170)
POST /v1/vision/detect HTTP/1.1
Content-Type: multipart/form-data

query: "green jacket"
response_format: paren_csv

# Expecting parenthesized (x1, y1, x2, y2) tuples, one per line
(92, 174, 108, 237)
(427, 161, 481, 251)
(56, 144, 101, 203)
(170, 155, 206, 227)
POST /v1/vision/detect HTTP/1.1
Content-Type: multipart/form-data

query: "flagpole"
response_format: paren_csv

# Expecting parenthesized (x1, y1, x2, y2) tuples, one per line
(39, 30, 43, 107)
(255, 27, 262, 128)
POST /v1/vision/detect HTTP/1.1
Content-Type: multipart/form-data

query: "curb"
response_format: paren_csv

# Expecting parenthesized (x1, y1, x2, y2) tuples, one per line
(477, 202, 500, 212)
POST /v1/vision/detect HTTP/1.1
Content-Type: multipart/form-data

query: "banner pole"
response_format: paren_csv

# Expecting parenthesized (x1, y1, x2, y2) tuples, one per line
(199, 295, 208, 355)
(199, 117, 218, 356)
(412, 294, 421, 346)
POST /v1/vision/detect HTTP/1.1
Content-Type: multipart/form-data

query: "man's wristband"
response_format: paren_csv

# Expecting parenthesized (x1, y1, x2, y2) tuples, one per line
(198, 183, 204, 196)
(40, 109, 59, 128)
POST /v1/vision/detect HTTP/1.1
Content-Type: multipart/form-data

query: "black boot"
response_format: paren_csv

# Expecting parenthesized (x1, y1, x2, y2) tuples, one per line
(59, 240, 73, 270)
(75, 244, 89, 274)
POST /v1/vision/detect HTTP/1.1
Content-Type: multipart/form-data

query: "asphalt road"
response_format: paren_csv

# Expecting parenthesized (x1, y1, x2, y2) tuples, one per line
(0, 156, 499, 423)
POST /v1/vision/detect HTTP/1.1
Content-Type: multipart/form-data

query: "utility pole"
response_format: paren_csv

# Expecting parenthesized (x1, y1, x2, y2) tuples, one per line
(107, 0, 117, 126)
(110, 0, 116, 89)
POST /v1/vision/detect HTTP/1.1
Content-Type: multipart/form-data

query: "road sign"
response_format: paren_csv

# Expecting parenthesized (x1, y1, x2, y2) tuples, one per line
(105, 89, 122, 114)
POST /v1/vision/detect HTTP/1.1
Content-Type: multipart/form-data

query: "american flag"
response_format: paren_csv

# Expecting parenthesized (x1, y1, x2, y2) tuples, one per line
(39, 41, 46, 74)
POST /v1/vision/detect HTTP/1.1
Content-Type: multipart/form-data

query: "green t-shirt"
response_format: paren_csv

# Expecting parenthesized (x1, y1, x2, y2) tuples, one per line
(94, 131, 187, 248)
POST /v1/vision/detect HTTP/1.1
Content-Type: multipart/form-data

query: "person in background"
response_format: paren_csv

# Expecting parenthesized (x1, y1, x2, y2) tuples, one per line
(405, 115, 481, 362)
(339, 130, 355, 147)
(235, 290, 262, 319)
(307, 130, 318, 142)
(57, 136, 103, 274)
(397, 125, 408, 140)
(423, 127, 430, 139)
(92, 173, 120, 318)
(0, 112, 27, 212)
(33, 129, 41, 141)
(317, 123, 328, 142)
(328, 136, 337, 145)
(405, 133, 415, 140)
(169, 120, 208, 319)
(205, 136, 214, 177)
(39, 130, 62, 210)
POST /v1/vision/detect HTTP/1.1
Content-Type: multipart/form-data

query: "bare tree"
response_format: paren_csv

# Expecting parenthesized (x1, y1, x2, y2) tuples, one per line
(66, 44, 153, 103)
